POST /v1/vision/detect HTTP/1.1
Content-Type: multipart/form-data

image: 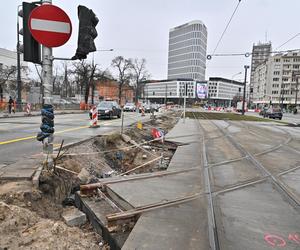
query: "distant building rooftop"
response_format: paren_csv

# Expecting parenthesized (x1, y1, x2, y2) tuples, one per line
(209, 77, 244, 86)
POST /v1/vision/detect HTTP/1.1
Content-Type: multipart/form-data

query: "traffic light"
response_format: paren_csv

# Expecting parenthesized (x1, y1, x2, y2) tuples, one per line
(18, 2, 41, 64)
(72, 5, 99, 60)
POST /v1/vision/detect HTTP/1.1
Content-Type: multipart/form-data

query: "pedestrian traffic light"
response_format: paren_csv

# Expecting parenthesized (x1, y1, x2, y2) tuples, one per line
(72, 5, 99, 60)
(18, 2, 41, 64)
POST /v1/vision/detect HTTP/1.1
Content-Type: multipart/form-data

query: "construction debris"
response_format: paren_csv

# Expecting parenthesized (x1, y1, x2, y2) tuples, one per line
(62, 207, 87, 227)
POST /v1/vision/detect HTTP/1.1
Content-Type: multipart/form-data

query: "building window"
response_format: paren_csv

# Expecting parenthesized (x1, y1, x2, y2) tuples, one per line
(273, 78, 279, 81)
(273, 71, 280, 75)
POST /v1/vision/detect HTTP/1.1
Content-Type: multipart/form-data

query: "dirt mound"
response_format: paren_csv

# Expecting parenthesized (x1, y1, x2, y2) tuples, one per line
(0, 201, 100, 249)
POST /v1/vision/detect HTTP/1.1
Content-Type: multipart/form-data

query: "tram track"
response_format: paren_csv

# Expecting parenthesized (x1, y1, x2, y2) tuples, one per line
(193, 110, 300, 249)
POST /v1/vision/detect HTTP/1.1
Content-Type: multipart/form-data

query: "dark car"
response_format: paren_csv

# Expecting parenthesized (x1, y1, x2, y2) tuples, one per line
(264, 108, 283, 120)
(96, 101, 121, 119)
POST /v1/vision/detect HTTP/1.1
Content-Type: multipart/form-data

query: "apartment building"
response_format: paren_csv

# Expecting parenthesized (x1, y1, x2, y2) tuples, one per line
(249, 42, 272, 101)
(252, 51, 300, 108)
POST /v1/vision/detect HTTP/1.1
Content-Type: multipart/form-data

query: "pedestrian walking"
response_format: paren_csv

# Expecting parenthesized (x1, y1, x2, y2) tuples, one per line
(8, 96, 14, 114)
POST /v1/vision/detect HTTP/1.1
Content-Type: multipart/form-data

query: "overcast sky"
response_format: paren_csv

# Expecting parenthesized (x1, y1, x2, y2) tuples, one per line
(1, 0, 300, 81)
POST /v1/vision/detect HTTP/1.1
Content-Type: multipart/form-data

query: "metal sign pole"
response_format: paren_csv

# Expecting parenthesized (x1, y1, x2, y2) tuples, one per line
(121, 109, 124, 135)
(183, 83, 187, 123)
(42, 0, 53, 167)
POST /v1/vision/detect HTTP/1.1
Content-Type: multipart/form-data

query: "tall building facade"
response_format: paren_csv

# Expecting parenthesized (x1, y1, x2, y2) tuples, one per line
(249, 42, 272, 101)
(167, 20, 207, 81)
(252, 51, 300, 108)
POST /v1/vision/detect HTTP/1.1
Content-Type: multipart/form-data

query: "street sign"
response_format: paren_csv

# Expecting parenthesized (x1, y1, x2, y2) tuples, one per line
(28, 5, 72, 47)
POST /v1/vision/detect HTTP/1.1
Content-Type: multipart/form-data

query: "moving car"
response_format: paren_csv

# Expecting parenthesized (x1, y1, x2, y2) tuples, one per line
(264, 108, 283, 120)
(89, 101, 121, 119)
(123, 102, 136, 112)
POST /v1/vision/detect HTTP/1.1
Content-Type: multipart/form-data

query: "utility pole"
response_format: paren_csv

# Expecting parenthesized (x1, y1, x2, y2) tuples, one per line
(16, 5, 22, 111)
(42, 0, 54, 167)
(242, 65, 249, 115)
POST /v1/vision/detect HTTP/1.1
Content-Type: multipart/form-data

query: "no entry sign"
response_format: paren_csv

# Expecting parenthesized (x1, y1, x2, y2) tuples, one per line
(29, 5, 72, 48)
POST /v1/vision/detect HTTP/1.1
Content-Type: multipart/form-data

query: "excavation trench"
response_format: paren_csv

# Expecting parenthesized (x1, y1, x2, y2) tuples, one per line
(53, 112, 180, 249)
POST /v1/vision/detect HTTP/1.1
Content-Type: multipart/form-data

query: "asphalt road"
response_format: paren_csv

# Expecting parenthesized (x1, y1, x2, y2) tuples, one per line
(0, 112, 148, 166)
(246, 111, 300, 124)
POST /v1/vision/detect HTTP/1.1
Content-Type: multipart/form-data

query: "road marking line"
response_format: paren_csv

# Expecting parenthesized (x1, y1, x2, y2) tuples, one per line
(0, 125, 89, 145)
(0, 135, 37, 145)
(0, 115, 138, 146)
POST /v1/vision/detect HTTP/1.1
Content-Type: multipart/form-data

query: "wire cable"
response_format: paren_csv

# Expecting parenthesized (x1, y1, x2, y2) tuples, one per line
(276, 33, 300, 50)
(211, 0, 242, 57)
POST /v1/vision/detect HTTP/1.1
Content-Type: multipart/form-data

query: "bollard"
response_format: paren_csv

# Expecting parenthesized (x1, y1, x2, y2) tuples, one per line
(141, 107, 145, 116)
(90, 105, 100, 128)
(25, 103, 31, 116)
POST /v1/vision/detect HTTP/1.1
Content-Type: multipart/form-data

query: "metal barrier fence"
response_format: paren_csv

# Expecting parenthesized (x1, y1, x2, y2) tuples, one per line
(0, 102, 81, 113)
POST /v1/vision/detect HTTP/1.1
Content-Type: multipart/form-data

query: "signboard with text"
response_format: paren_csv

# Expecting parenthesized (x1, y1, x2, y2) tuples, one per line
(196, 82, 208, 99)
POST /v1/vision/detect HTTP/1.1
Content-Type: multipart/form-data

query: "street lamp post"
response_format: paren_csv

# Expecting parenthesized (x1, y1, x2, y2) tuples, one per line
(231, 72, 242, 107)
(242, 65, 250, 115)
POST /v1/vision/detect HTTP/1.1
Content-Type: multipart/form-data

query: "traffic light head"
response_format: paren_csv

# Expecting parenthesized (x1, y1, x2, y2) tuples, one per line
(72, 5, 99, 60)
(19, 2, 41, 64)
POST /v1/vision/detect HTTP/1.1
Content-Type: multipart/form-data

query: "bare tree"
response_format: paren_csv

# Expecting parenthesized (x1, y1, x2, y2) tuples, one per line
(72, 60, 97, 104)
(111, 56, 132, 104)
(0, 66, 18, 101)
(130, 58, 150, 103)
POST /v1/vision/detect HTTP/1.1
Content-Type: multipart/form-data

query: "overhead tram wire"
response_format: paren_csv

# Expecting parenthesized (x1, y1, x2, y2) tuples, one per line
(210, 0, 242, 59)
(206, 48, 300, 59)
(275, 32, 300, 50)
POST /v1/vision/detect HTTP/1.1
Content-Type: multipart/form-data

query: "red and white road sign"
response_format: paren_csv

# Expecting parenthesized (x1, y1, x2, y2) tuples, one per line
(29, 5, 72, 48)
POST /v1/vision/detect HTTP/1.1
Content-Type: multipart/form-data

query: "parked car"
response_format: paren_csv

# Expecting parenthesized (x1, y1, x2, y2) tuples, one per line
(123, 102, 136, 112)
(151, 103, 160, 112)
(89, 101, 121, 119)
(264, 108, 283, 120)
(139, 103, 151, 113)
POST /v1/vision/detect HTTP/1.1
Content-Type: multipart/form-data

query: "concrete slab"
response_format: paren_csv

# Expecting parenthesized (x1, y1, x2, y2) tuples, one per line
(122, 197, 210, 250)
(206, 136, 243, 164)
(168, 143, 202, 170)
(165, 118, 201, 144)
(62, 207, 87, 227)
(280, 168, 300, 199)
(256, 146, 300, 174)
(210, 158, 262, 192)
(215, 181, 300, 250)
(0, 158, 40, 181)
(107, 169, 204, 208)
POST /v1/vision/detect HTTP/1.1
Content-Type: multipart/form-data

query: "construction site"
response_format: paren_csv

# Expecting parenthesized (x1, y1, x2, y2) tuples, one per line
(1, 109, 300, 249)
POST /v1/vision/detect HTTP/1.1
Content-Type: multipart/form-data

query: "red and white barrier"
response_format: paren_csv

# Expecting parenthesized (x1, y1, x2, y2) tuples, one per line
(90, 105, 99, 128)
(25, 103, 31, 116)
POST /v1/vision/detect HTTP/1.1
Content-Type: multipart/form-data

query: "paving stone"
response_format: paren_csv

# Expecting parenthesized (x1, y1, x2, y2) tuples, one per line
(62, 207, 87, 227)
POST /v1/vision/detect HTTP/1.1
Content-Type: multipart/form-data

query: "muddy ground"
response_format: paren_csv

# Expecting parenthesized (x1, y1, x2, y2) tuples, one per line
(0, 111, 180, 250)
